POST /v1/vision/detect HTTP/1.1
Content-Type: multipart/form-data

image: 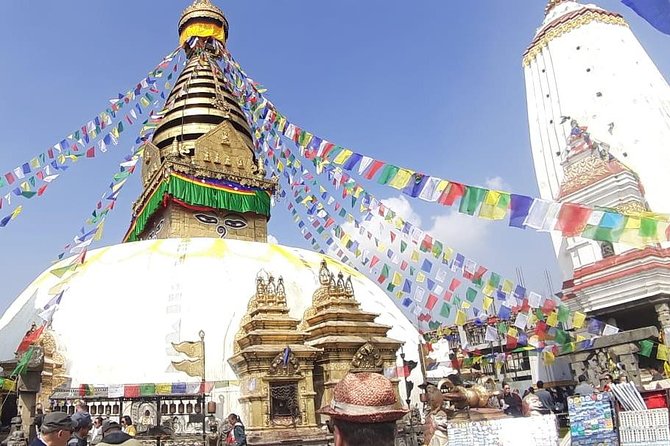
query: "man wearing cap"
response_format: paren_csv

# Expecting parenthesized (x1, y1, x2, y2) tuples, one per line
(318, 372, 408, 446)
(39, 413, 75, 446)
(68, 413, 92, 446)
(98, 420, 140, 446)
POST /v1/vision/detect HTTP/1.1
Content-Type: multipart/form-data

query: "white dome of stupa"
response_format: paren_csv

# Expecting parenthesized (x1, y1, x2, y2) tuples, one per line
(0, 238, 422, 413)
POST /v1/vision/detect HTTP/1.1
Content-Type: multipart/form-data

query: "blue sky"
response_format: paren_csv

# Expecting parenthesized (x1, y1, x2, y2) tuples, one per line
(0, 1, 667, 314)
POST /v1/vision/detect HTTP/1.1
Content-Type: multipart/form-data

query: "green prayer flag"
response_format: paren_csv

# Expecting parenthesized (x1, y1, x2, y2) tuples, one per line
(381, 264, 390, 279)
(497, 322, 508, 335)
(338, 208, 347, 217)
(440, 303, 451, 319)
(409, 266, 416, 276)
(560, 342, 574, 354)
(558, 305, 571, 324)
(386, 282, 395, 292)
(488, 272, 501, 289)
(639, 340, 654, 357)
(11, 347, 34, 377)
(377, 165, 400, 185)
(458, 186, 487, 215)
(555, 329, 570, 345)
(640, 218, 658, 238)
(432, 240, 443, 258)
(140, 383, 156, 396)
(400, 241, 408, 253)
(466, 287, 478, 302)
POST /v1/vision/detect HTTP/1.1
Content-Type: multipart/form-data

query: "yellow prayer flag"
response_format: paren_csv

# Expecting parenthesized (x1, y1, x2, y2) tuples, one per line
(461, 301, 471, 309)
(455, 309, 467, 326)
(502, 279, 513, 294)
(483, 296, 493, 311)
(665, 361, 670, 378)
(658, 344, 668, 362)
(479, 190, 502, 220)
(332, 149, 353, 165)
(411, 250, 420, 262)
(11, 206, 23, 219)
(573, 311, 586, 329)
(507, 327, 518, 338)
(20, 182, 31, 192)
(619, 216, 644, 247)
(416, 272, 426, 283)
(482, 284, 495, 297)
(443, 247, 454, 263)
(528, 313, 538, 326)
(543, 351, 555, 365)
(388, 169, 414, 190)
(576, 335, 586, 342)
(547, 311, 558, 327)
(155, 383, 172, 394)
(93, 222, 105, 241)
(391, 272, 403, 287)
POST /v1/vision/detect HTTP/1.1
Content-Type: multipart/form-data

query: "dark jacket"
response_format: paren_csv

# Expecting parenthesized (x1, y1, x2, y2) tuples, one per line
(68, 433, 87, 446)
(226, 423, 246, 446)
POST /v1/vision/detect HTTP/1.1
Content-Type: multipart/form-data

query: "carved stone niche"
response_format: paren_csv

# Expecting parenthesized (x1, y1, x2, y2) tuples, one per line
(141, 142, 162, 187)
(268, 350, 302, 377)
(350, 343, 383, 373)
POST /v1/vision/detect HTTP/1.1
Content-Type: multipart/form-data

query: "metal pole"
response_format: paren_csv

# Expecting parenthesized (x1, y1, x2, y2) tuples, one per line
(199, 330, 206, 444)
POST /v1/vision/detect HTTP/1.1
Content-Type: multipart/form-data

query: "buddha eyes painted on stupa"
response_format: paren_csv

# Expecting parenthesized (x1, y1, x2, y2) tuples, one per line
(194, 212, 248, 238)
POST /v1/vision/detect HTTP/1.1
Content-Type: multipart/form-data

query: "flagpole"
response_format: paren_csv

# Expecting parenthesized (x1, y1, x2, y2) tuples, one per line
(199, 330, 206, 443)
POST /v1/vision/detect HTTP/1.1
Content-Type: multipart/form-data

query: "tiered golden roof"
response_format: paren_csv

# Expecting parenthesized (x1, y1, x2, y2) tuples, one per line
(179, 0, 228, 45)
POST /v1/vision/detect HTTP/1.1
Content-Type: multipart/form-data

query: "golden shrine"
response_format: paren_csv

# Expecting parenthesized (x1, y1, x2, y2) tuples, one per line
(228, 260, 404, 444)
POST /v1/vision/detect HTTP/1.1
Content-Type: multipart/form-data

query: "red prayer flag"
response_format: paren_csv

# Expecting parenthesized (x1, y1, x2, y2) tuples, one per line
(426, 294, 438, 310)
(16, 324, 45, 353)
(86, 147, 95, 158)
(364, 160, 385, 180)
(124, 384, 140, 398)
(542, 299, 557, 315)
(448, 278, 462, 292)
(555, 203, 592, 236)
(506, 335, 518, 350)
(4, 172, 16, 185)
(438, 182, 465, 206)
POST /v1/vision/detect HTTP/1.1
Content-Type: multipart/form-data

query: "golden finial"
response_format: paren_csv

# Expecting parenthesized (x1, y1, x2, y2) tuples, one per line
(179, 0, 228, 46)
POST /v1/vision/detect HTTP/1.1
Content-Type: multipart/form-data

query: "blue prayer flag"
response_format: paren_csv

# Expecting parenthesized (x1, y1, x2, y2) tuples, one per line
(622, 0, 670, 34)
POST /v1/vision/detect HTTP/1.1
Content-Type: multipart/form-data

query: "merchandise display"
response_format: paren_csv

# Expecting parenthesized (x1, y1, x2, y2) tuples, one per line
(619, 408, 670, 446)
(567, 393, 619, 446)
(447, 414, 558, 446)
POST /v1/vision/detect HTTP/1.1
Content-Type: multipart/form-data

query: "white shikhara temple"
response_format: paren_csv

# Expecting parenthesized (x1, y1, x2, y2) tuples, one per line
(524, 1, 670, 331)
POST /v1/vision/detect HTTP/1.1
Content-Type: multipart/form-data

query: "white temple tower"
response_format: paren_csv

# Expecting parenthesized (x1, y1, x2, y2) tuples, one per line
(524, 1, 670, 333)
(523, 0, 670, 279)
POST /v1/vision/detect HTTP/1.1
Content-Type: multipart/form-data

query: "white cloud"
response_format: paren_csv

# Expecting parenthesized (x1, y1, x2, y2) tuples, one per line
(485, 176, 511, 192)
(267, 234, 279, 244)
(427, 211, 492, 258)
(380, 195, 422, 227)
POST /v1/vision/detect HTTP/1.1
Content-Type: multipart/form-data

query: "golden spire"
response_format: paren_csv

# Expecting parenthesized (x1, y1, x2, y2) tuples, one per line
(179, 0, 229, 46)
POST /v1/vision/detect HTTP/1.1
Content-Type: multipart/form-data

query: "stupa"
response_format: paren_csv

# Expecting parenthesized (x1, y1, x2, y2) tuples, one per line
(524, 1, 670, 332)
(0, 0, 421, 437)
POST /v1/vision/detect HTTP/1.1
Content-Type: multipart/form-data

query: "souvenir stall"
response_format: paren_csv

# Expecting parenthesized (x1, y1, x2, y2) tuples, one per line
(610, 383, 670, 446)
(447, 415, 559, 446)
(50, 384, 215, 446)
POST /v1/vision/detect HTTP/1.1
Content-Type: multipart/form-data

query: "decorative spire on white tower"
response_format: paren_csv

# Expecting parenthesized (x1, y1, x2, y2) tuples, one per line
(523, 0, 670, 280)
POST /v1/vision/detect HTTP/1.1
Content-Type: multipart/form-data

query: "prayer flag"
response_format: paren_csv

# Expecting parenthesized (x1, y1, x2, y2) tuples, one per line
(479, 190, 510, 220)
(455, 309, 467, 326)
(555, 203, 592, 236)
(639, 339, 654, 357)
(622, 0, 670, 35)
(573, 311, 586, 329)
(438, 182, 465, 206)
(657, 344, 668, 361)
(440, 303, 451, 319)
(458, 186, 487, 215)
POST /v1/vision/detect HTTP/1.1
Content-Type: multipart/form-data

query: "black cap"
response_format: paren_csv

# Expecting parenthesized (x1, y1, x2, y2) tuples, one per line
(71, 412, 92, 430)
(418, 382, 437, 390)
(41, 412, 75, 433)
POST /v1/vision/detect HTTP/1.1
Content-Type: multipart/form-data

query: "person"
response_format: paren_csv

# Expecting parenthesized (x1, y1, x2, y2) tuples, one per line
(138, 410, 153, 433)
(574, 375, 596, 395)
(499, 383, 523, 417)
(224, 414, 246, 446)
(534, 381, 554, 414)
(68, 412, 92, 446)
(120, 416, 136, 437)
(89, 416, 104, 445)
(318, 372, 409, 446)
(651, 367, 665, 382)
(39, 413, 75, 446)
(74, 401, 87, 414)
(98, 420, 140, 446)
(522, 387, 545, 416)
(602, 374, 614, 391)
(419, 382, 448, 446)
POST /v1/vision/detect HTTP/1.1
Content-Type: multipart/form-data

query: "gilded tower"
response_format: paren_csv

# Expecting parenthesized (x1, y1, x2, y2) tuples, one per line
(125, 0, 276, 243)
